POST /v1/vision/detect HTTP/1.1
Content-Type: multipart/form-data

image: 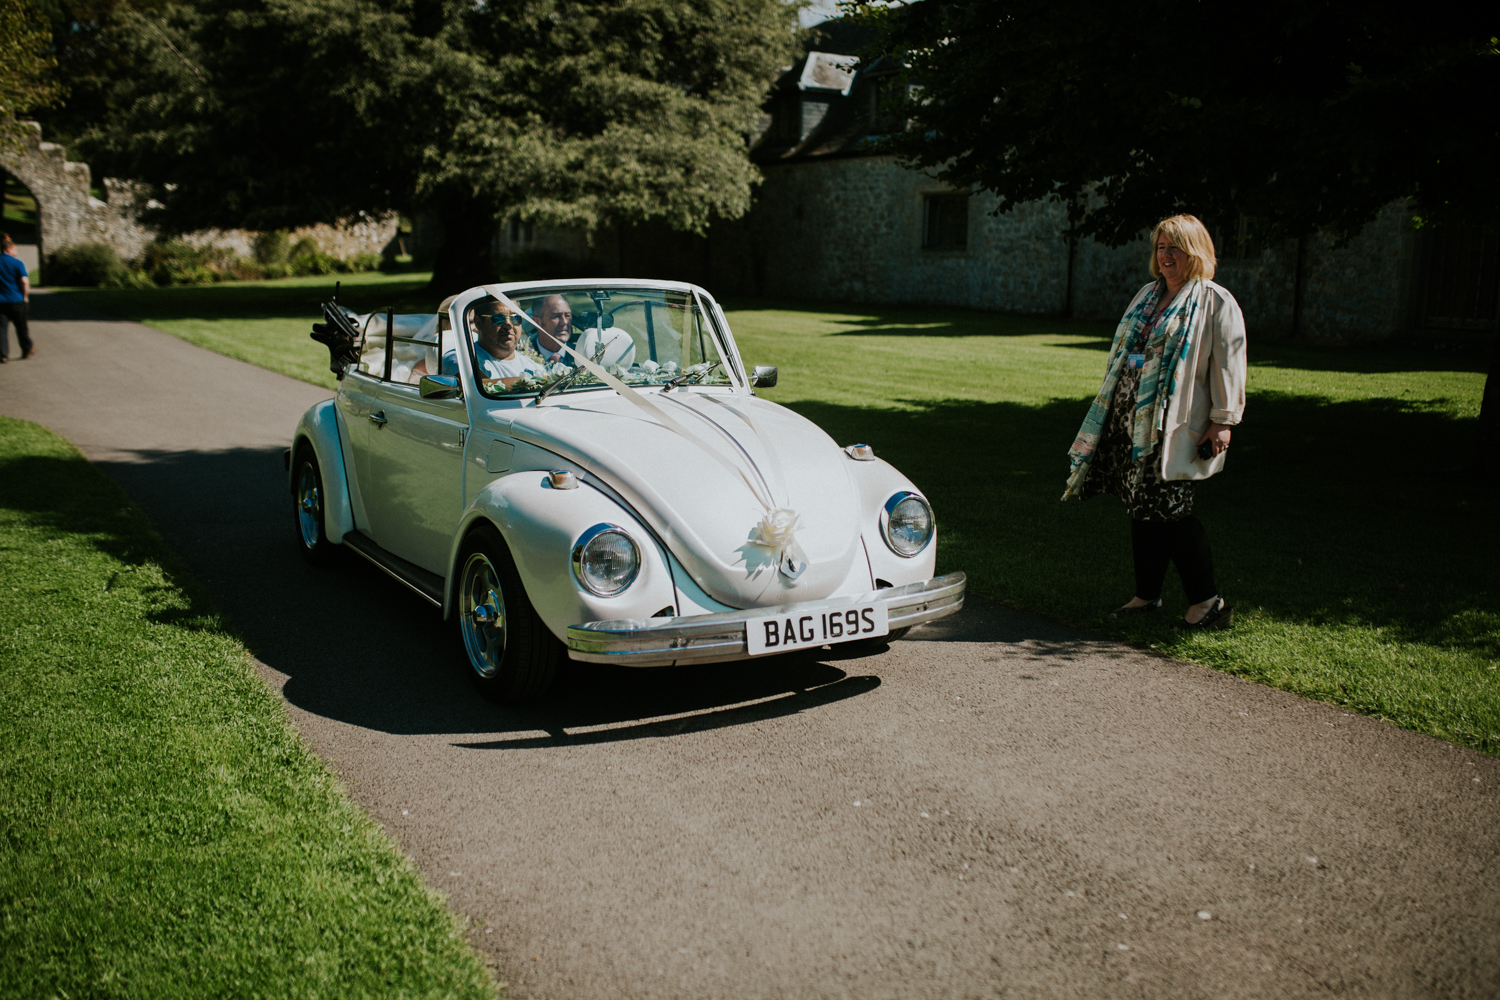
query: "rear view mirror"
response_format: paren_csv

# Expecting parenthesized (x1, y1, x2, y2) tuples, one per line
(751, 365, 778, 389)
(420, 374, 462, 400)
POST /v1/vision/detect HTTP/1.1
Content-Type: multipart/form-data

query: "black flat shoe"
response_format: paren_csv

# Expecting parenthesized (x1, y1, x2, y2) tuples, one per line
(1110, 598, 1162, 618)
(1175, 596, 1233, 631)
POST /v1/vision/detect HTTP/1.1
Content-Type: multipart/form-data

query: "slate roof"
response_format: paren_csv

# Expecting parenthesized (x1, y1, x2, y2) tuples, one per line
(751, 19, 896, 165)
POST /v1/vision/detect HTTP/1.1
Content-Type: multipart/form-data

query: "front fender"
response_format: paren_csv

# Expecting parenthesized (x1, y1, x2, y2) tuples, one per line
(291, 400, 354, 545)
(443, 471, 677, 642)
(844, 454, 938, 588)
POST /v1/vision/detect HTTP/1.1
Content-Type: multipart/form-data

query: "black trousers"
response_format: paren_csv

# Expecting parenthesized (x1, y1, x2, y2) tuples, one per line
(1131, 515, 1219, 605)
(0, 301, 31, 358)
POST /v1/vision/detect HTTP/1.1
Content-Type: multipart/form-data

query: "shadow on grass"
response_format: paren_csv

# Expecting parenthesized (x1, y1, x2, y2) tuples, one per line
(53, 276, 438, 324)
(1041, 334, 1496, 374)
(0, 450, 224, 635)
(1249, 339, 1494, 375)
(722, 296, 1117, 340)
(782, 390, 1497, 660)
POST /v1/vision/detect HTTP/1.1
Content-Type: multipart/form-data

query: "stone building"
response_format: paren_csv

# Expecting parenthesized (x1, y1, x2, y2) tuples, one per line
(514, 23, 1498, 346)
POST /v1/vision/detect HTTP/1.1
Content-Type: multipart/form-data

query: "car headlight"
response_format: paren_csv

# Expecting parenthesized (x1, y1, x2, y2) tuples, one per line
(881, 492, 934, 557)
(572, 523, 641, 596)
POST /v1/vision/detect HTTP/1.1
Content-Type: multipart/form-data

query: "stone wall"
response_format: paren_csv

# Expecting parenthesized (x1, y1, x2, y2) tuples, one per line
(1298, 203, 1421, 342)
(581, 154, 1426, 343)
(0, 122, 156, 262)
(1, 121, 399, 276)
(181, 213, 399, 261)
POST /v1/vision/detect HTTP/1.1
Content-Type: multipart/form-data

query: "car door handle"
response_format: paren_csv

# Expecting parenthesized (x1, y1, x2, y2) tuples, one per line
(369, 410, 388, 427)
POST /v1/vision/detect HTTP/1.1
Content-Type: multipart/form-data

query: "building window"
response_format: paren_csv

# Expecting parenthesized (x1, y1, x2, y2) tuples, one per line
(923, 194, 969, 251)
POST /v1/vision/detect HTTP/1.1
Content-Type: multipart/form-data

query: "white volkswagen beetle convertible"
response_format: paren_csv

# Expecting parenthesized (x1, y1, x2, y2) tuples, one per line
(288, 279, 965, 702)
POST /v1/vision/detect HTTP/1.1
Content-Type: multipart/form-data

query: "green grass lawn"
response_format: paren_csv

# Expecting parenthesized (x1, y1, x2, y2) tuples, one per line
(58, 271, 439, 390)
(0, 416, 496, 999)
(50, 282, 1500, 755)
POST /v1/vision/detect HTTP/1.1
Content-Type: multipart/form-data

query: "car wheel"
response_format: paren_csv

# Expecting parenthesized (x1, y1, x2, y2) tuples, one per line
(292, 447, 337, 566)
(456, 524, 562, 703)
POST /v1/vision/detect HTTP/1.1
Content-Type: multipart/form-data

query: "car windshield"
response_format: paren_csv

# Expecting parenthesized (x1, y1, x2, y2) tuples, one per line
(459, 286, 734, 398)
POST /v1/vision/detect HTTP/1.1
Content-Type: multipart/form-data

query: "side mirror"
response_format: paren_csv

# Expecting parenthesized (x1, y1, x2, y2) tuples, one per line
(751, 365, 778, 389)
(419, 374, 462, 400)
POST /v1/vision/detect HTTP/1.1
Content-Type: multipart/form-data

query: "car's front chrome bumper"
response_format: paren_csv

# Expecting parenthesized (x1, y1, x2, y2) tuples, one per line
(566, 572, 966, 666)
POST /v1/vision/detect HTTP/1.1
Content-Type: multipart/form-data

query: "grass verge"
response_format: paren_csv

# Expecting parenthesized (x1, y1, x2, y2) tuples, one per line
(47, 283, 1500, 754)
(0, 416, 495, 999)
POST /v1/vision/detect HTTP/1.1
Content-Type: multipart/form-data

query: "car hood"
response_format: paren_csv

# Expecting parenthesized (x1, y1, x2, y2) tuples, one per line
(496, 390, 862, 608)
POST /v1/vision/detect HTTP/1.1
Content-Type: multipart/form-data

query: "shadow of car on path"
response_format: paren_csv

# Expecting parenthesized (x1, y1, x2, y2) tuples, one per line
(48, 437, 1113, 747)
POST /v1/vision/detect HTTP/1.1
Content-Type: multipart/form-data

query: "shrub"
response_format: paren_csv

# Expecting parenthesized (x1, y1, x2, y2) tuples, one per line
(287, 236, 319, 261)
(251, 230, 290, 265)
(290, 251, 346, 276)
(347, 251, 382, 273)
(138, 240, 249, 285)
(224, 258, 266, 282)
(46, 243, 123, 287)
(141, 240, 209, 285)
(104, 269, 157, 290)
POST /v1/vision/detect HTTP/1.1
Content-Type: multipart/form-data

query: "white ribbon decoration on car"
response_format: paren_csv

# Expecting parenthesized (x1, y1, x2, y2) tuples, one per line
(486, 289, 808, 579)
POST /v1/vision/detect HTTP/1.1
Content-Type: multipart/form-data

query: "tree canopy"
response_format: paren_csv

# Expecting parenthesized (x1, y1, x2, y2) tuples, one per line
(0, 0, 65, 152)
(854, 0, 1500, 247)
(55, 0, 802, 290)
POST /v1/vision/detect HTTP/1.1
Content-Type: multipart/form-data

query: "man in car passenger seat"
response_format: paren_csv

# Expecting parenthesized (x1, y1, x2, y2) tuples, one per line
(528, 294, 574, 364)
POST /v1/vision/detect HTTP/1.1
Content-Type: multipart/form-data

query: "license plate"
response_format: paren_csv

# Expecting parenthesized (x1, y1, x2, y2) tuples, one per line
(746, 601, 889, 656)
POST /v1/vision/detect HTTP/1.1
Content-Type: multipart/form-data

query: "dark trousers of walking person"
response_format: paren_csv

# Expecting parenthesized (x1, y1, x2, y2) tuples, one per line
(1131, 515, 1218, 605)
(0, 301, 31, 360)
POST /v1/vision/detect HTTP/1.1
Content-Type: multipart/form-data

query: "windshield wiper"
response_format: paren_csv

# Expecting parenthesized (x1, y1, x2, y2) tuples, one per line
(536, 343, 608, 402)
(661, 360, 721, 393)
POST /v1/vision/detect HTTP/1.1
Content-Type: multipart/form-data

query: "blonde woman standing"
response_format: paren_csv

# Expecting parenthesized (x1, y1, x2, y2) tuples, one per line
(1063, 215, 1247, 630)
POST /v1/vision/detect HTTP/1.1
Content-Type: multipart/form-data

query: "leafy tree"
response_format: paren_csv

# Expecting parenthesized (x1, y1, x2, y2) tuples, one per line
(853, 0, 1500, 436)
(68, 0, 802, 292)
(0, 0, 65, 151)
(426, 0, 803, 289)
(68, 0, 457, 239)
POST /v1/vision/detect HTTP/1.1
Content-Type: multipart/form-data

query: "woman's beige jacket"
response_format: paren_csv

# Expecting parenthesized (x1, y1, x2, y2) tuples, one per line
(1122, 278, 1247, 481)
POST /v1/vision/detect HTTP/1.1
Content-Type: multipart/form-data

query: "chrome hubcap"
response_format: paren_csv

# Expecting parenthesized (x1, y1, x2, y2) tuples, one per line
(459, 553, 506, 679)
(296, 462, 321, 549)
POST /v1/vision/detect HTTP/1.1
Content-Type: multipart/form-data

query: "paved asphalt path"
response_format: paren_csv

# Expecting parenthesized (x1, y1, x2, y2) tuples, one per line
(4, 293, 1499, 999)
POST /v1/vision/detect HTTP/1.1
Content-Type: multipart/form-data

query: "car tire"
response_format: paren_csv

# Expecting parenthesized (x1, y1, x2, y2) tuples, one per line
(456, 524, 562, 703)
(292, 446, 338, 566)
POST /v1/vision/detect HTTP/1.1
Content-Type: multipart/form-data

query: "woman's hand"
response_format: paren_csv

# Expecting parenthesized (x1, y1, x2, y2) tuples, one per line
(1200, 422, 1232, 456)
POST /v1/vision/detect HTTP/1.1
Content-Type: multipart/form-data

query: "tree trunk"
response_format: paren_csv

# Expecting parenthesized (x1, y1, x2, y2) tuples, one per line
(1481, 328, 1499, 457)
(426, 192, 500, 297)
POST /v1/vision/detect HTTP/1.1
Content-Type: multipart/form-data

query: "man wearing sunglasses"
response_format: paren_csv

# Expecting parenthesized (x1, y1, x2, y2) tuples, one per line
(450, 298, 547, 385)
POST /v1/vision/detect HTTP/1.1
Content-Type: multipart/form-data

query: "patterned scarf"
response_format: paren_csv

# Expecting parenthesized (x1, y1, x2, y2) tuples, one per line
(1062, 279, 1203, 499)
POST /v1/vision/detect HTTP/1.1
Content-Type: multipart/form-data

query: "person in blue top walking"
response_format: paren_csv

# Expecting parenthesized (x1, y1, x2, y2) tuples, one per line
(0, 233, 33, 363)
